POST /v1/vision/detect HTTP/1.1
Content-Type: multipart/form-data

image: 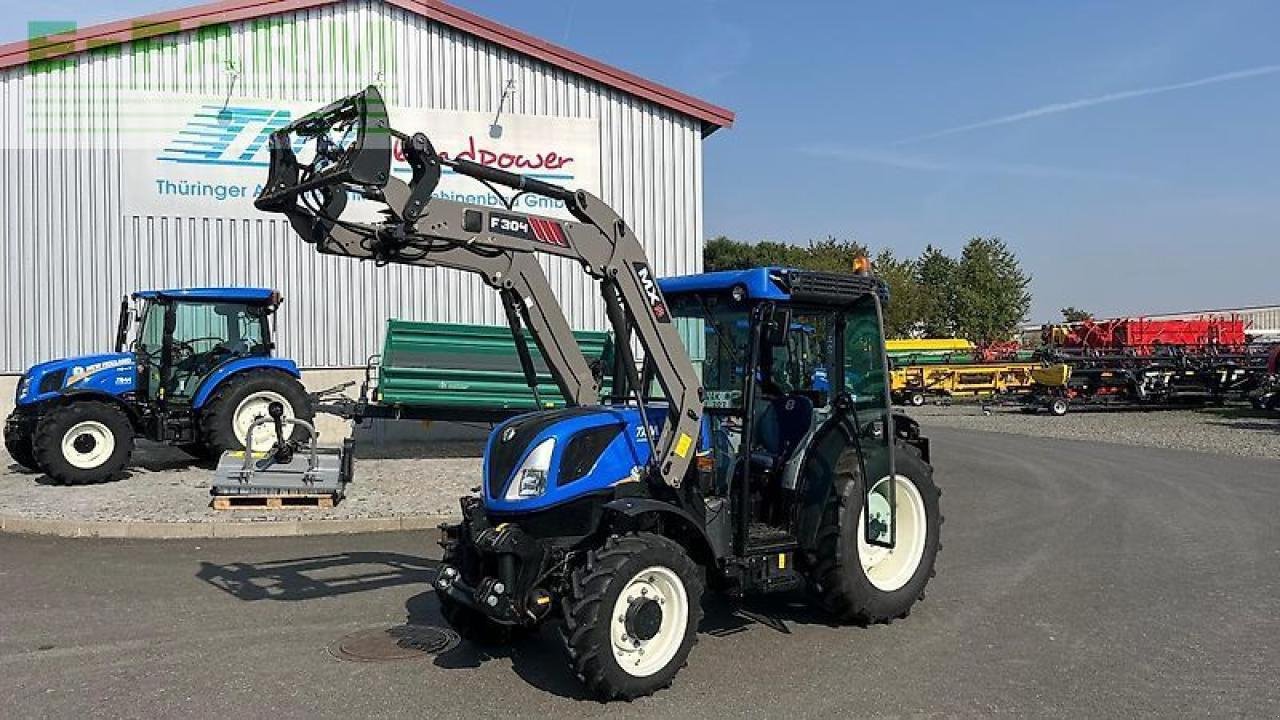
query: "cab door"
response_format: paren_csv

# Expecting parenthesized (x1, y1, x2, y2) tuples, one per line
(839, 294, 897, 549)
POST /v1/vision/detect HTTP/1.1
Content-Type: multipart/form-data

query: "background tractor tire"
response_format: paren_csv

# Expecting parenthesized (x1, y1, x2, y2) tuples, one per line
(198, 371, 313, 454)
(1049, 398, 1069, 416)
(809, 443, 941, 625)
(561, 532, 704, 701)
(908, 391, 927, 407)
(436, 543, 516, 646)
(4, 416, 38, 471)
(32, 401, 135, 485)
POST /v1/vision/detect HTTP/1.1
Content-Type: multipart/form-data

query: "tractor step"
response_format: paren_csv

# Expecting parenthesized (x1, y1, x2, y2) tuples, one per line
(211, 493, 337, 510)
(745, 522, 798, 554)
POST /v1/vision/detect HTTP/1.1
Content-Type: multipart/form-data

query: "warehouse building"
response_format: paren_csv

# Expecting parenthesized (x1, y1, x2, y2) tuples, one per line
(0, 0, 734, 410)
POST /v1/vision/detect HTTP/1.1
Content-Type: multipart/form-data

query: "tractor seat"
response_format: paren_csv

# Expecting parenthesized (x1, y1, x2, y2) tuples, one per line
(751, 394, 815, 472)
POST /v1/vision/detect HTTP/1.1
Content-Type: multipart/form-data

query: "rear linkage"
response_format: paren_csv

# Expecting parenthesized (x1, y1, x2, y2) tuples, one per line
(253, 86, 704, 490)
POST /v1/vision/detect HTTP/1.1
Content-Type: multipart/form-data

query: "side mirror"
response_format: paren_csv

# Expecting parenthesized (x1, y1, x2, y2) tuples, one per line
(765, 307, 792, 347)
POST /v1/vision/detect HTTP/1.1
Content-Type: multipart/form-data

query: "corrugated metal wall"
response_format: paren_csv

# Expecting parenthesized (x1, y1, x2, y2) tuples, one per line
(0, 0, 704, 373)
(1144, 307, 1280, 338)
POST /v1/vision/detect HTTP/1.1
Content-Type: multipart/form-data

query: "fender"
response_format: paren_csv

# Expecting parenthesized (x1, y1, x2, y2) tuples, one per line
(37, 390, 144, 428)
(191, 358, 301, 410)
(602, 497, 723, 562)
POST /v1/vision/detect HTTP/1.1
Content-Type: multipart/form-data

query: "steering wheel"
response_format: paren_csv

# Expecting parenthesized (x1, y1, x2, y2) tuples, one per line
(170, 336, 228, 363)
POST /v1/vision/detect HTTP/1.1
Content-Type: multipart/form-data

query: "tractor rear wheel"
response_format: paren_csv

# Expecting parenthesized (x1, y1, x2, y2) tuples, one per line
(561, 533, 703, 701)
(809, 443, 941, 624)
(198, 371, 313, 454)
(4, 414, 38, 471)
(32, 401, 135, 485)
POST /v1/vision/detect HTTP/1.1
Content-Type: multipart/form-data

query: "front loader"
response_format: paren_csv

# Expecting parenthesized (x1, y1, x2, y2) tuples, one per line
(255, 86, 941, 700)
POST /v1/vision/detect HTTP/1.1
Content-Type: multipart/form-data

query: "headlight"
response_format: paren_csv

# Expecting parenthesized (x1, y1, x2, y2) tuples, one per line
(505, 438, 555, 500)
(16, 376, 30, 401)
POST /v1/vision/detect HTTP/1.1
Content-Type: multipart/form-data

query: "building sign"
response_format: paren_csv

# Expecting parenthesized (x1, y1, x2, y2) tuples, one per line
(117, 91, 601, 221)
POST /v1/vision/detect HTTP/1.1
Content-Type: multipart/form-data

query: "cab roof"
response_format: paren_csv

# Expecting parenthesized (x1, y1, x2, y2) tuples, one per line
(131, 288, 278, 304)
(659, 267, 886, 304)
(658, 268, 791, 301)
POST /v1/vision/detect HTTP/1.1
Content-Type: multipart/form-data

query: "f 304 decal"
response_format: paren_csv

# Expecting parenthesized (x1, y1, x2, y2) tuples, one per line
(488, 211, 570, 248)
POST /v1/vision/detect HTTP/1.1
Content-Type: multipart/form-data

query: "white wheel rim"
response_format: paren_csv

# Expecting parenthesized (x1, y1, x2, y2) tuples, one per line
(610, 565, 689, 678)
(858, 474, 928, 592)
(232, 391, 293, 452)
(61, 420, 116, 469)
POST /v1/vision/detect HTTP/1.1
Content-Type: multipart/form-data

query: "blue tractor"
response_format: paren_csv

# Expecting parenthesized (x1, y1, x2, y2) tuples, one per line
(254, 86, 940, 700)
(4, 288, 313, 485)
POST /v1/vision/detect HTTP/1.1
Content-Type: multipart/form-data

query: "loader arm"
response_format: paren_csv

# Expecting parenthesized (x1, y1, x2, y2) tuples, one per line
(254, 86, 704, 488)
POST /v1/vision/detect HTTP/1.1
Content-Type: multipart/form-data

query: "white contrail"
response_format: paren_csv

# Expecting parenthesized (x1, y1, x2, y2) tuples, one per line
(895, 64, 1280, 145)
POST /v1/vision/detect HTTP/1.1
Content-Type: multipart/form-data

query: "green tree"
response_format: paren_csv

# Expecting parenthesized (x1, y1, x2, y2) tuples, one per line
(800, 236, 869, 272)
(914, 245, 959, 337)
(872, 249, 921, 338)
(704, 235, 754, 270)
(1060, 306, 1093, 322)
(953, 237, 1032, 343)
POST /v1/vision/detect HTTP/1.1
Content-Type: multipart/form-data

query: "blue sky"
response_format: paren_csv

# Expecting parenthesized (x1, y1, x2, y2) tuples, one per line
(6, 1, 1279, 321)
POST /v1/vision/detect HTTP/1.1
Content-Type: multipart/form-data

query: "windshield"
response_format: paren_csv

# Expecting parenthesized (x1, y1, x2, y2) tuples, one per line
(668, 294, 750, 411)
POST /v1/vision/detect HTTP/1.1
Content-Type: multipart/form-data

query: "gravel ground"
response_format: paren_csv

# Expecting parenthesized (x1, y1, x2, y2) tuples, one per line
(5, 403, 1276, 525)
(905, 401, 1280, 460)
(0, 441, 481, 524)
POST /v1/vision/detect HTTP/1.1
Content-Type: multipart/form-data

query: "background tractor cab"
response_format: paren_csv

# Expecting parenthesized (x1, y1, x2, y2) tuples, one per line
(4, 288, 313, 485)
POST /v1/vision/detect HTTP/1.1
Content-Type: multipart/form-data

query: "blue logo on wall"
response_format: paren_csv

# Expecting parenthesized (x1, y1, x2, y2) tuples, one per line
(158, 104, 292, 167)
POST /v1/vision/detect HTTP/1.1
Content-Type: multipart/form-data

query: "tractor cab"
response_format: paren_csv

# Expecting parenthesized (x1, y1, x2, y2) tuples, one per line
(125, 288, 279, 408)
(659, 267, 909, 556)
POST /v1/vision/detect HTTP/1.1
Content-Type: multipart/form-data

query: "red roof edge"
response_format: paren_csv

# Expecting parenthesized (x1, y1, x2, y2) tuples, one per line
(0, 0, 734, 132)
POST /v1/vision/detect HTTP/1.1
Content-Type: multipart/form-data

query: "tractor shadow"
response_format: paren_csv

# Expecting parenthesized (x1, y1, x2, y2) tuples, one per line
(27, 444, 210, 485)
(405, 589, 597, 700)
(415, 588, 840, 701)
(196, 551, 437, 602)
(193, 551, 838, 701)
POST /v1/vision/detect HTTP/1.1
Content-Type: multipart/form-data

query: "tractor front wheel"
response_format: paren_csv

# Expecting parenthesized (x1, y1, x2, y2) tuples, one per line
(198, 371, 313, 454)
(809, 443, 941, 624)
(32, 401, 135, 485)
(561, 533, 703, 701)
(4, 414, 38, 471)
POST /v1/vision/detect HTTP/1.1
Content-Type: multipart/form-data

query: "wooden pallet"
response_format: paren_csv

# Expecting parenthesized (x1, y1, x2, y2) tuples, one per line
(212, 494, 337, 510)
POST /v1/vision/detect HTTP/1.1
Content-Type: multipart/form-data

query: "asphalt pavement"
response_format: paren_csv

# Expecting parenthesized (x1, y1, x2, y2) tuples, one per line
(2, 427, 1278, 719)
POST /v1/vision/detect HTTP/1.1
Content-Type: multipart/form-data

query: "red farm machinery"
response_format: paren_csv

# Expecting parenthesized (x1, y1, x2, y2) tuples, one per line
(1021, 315, 1271, 415)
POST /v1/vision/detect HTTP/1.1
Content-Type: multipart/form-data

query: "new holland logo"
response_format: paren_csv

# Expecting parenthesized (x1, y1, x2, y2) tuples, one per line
(158, 105, 294, 168)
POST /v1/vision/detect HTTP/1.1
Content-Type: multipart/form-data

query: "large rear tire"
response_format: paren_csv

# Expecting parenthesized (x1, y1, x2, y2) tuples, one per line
(809, 444, 941, 624)
(561, 533, 703, 701)
(198, 371, 313, 454)
(32, 401, 135, 485)
(4, 414, 38, 471)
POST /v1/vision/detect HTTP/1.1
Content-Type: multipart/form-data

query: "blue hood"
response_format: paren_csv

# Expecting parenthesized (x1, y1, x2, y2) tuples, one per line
(482, 404, 711, 514)
(17, 352, 136, 405)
